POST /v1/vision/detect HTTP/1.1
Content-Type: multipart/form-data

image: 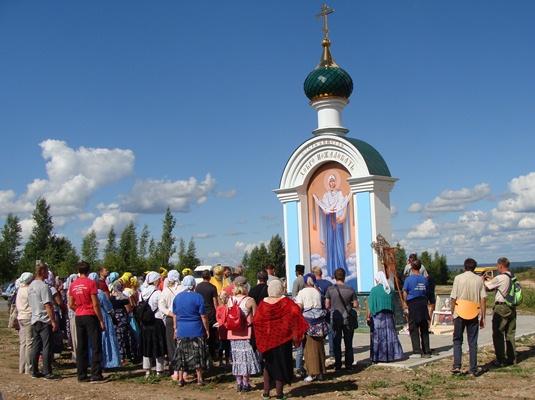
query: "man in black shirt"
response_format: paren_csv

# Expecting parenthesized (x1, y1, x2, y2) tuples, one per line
(249, 271, 269, 306)
(195, 270, 219, 361)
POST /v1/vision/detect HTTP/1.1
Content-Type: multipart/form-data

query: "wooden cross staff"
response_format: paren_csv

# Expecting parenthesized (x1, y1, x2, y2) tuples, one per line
(371, 235, 405, 314)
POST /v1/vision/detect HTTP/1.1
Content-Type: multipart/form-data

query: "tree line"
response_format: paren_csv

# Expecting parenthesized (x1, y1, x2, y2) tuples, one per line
(393, 243, 450, 284)
(0, 198, 202, 281)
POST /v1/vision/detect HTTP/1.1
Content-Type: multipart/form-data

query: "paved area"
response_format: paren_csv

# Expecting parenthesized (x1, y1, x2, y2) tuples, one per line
(346, 314, 535, 369)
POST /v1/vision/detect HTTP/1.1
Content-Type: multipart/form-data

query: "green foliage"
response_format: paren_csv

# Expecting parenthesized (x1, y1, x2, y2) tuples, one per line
(268, 234, 286, 278)
(20, 198, 54, 271)
(395, 243, 407, 276)
(179, 238, 201, 269)
(44, 236, 78, 277)
(81, 230, 99, 268)
(243, 236, 285, 284)
(427, 251, 449, 284)
(177, 238, 186, 267)
(103, 227, 123, 272)
(119, 222, 138, 274)
(369, 379, 389, 389)
(0, 214, 22, 282)
(138, 224, 150, 266)
(156, 207, 176, 268)
(404, 382, 431, 399)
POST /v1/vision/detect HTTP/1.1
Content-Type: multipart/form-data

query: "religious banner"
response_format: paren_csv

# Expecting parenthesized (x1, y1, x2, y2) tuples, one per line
(307, 161, 357, 286)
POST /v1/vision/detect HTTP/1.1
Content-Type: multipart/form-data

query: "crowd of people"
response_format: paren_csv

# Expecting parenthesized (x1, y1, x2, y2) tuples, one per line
(8, 254, 519, 398)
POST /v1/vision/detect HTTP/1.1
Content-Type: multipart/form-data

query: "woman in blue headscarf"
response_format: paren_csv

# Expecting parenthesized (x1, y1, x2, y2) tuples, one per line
(89, 272, 121, 368)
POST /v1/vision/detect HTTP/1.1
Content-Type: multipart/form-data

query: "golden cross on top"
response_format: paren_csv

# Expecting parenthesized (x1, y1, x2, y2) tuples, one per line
(317, 3, 334, 39)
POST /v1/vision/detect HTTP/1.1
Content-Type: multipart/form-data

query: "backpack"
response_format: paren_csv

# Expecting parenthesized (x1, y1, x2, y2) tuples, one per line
(216, 304, 228, 327)
(503, 272, 523, 307)
(135, 291, 156, 324)
(224, 297, 247, 331)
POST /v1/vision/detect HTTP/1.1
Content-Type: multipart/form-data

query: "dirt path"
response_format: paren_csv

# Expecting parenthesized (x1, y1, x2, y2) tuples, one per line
(2, 303, 535, 400)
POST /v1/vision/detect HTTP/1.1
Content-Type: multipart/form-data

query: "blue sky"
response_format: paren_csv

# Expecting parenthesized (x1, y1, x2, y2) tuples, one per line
(1, 1, 534, 265)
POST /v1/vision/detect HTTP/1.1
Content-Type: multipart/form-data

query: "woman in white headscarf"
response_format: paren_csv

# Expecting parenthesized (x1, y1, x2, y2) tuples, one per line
(172, 275, 209, 386)
(367, 271, 404, 363)
(15, 272, 34, 374)
(139, 271, 166, 377)
(158, 269, 181, 374)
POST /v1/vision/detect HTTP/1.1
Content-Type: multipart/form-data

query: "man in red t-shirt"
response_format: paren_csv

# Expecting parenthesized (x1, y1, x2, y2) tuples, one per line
(68, 261, 105, 382)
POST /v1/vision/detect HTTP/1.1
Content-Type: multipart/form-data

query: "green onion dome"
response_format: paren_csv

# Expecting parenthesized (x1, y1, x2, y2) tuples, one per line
(304, 38, 353, 101)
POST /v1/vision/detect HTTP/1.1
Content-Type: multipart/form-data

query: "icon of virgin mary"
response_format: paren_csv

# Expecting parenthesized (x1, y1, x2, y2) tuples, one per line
(312, 171, 352, 277)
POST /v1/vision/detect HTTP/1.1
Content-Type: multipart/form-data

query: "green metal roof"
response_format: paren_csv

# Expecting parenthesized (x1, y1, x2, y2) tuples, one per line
(303, 66, 353, 101)
(345, 137, 391, 177)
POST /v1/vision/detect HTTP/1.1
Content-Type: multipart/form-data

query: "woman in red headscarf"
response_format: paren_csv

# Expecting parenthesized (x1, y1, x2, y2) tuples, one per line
(253, 279, 308, 400)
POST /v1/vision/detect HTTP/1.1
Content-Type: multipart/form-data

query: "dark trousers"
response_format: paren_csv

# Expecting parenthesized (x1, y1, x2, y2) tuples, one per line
(30, 321, 52, 376)
(333, 324, 354, 369)
(76, 315, 102, 379)
(453, 317, 479, 373)
(165, 316, 176, 366)
(492, 304, 517, 364)
(408, 319, 430, 355)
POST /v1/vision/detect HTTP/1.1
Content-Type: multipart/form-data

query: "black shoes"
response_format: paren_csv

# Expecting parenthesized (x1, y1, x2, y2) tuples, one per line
(89, 375, 106, 383)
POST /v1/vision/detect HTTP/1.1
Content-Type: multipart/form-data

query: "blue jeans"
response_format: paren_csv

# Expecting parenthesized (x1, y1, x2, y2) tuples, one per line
(295, 343, 304, 372)
(453, 317, 479, 373)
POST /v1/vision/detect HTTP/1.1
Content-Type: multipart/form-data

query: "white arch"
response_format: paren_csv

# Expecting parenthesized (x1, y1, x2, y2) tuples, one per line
(279, 134, 370, 190)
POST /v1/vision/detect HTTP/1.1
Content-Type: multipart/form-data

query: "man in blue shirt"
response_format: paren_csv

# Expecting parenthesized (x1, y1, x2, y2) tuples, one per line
(403, 259, 431, 358)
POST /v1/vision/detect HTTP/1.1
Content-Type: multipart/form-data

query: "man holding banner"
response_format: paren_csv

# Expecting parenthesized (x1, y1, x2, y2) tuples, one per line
(450, 258, 487, 376)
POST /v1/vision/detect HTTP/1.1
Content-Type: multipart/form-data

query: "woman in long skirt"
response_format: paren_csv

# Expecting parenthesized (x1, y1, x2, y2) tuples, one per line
(110, 280, 134, 363)
(254, 280, 309, 400)
(367, 271, 404, 363)
(295, 273, 327, 382)
(89, 273, 121, 369)
(227, 277, 260, 392)
(172, 275, 209, 386)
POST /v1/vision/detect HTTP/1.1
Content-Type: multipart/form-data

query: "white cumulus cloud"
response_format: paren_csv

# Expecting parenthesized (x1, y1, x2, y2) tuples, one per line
(85, 205, 137, 237)
(0, 140, 134, 219)
(407, 218, 440, 239)
(410, 183, 491, 213)
(121, 174, 216, 213)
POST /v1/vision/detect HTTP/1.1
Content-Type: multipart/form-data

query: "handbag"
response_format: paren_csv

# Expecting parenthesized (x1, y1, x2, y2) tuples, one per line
(303, 308, 329, 337)
(334, 285, 358, 330)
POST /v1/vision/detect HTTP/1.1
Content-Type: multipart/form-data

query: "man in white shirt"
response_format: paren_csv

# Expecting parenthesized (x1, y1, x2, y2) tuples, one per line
(450, 258, 486, 376)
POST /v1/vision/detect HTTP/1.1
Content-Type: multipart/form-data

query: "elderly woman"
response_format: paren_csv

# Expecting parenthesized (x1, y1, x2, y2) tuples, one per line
(110, 279, 134, 364)
(139, 271, 166, 377)
(89, 272, 121, 369)
(367, 271, 404, 363)
(15, 272, 34, 374)
(158, 269, 181, 372)
(172, 275, 209, 386)
(295, 273, 328, 382)
(254, 280, 309, 400)
(227, 276, 260, 392)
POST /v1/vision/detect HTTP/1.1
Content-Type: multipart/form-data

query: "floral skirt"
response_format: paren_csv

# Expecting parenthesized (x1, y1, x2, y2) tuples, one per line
(370, 311, 404, 363)
(173, 337, 209, 372)
(230, 339, 261, 376)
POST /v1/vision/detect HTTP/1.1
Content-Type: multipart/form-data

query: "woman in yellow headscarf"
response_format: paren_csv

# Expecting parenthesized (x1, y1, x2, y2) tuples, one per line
(210, 265, 229, 294)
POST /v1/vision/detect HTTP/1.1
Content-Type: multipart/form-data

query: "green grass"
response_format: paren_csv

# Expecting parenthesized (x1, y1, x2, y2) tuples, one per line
(369, 379, 389, 389)
(486, 287, 535, 312)
(403, 382, 431, 399)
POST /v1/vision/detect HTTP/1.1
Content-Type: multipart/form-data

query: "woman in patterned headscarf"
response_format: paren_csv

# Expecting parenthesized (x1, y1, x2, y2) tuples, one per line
(89, 272, 120, 369)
